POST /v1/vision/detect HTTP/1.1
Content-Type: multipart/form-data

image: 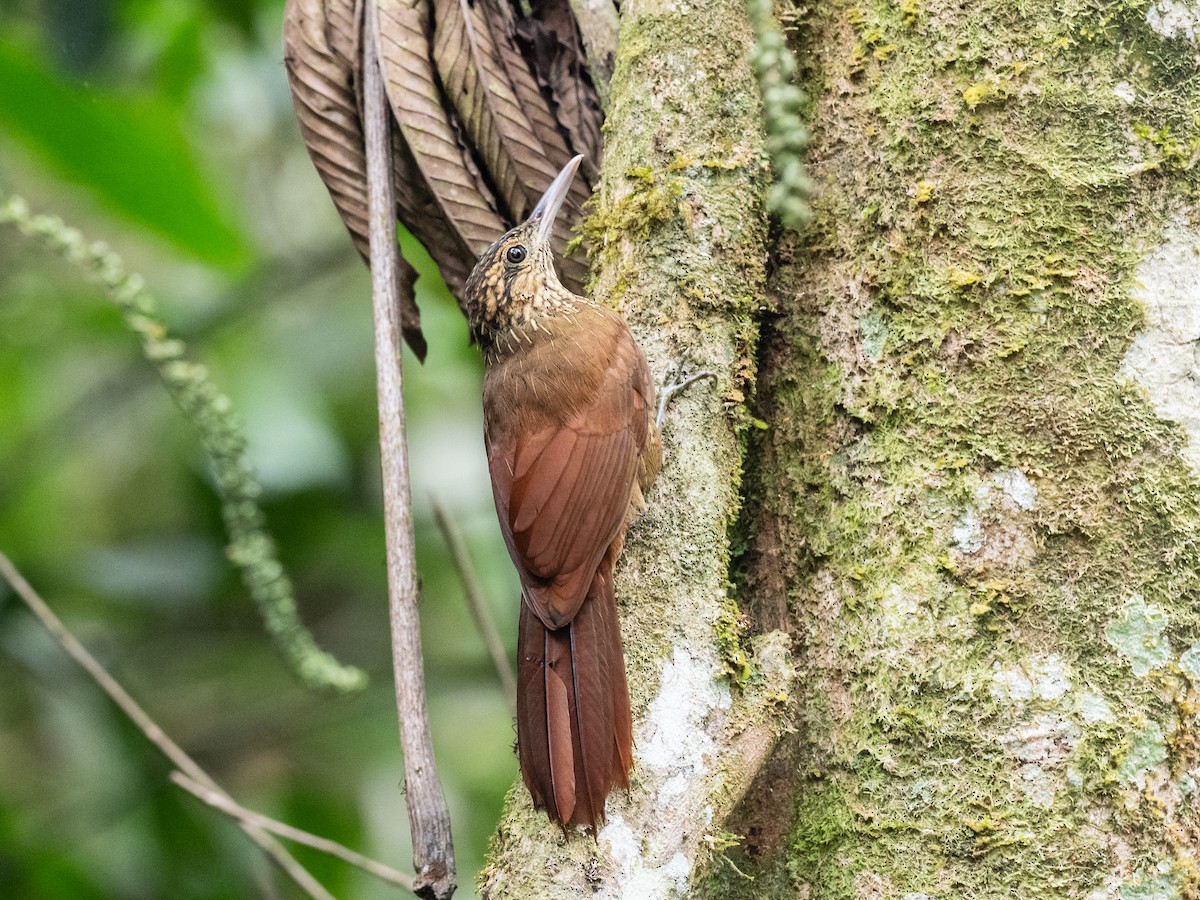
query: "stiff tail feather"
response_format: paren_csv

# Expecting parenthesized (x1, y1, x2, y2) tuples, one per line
(516, 552, 633, 832)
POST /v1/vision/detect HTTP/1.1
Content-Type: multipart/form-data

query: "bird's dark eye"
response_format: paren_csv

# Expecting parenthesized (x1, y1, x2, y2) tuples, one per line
(505, 245, 527, 264)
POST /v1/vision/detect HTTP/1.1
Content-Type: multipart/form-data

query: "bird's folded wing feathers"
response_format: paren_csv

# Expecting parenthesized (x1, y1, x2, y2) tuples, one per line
(487, 335, 651, 628)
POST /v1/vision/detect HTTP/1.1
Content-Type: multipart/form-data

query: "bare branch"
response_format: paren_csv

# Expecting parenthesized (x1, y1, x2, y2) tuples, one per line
(431, 498, 517, 716)
(170, 772, 417, 893)
(0, 552, 336, 900)
(363, 1, 457, 896)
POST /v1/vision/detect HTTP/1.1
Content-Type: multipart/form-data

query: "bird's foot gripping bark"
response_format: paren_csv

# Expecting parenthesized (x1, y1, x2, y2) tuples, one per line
(655, 366, 717, 431)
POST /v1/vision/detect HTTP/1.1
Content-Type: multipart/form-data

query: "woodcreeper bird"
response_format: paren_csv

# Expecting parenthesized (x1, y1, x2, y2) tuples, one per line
(464, 156, 660, 832)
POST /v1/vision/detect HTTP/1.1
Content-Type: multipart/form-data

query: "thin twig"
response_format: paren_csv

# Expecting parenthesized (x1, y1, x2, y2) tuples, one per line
(362, 2, 457, 897)
(431, 499, 517, 716)
(170, 772, 416, 893)
(0, 552, 335, 900)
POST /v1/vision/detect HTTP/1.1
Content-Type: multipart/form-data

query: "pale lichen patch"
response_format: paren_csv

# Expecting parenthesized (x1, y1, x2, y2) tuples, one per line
(990, 654, 1072, 703)
(859, 308, 888, 363)
(992, 467, 1037, 511)
(853, 870, 889, 899)
(1000, 712, 1079, 766)
(586, 638, 759, 898)
(639, 646, 727, 775)
(1106, 595, 1171, 677)
(601, 815, 693, 899)
(1177, 772, 1198, 798)
(878, 584, 921, 643)
(662, 853, 690, 884)
(952, 512, 983, 553)
(949, 469, 1039, 574)
(1019, 762, 1058, 808)
(1078, 689, 1116, 725)
(1147, 0, 1200, 45)
(1118, 722, 1169, 786)
(1178, 641, 1200, 680)
(596, 636, 791, 898)
(990, 699, 1075, 819)
(1114, 868, 1180, 900)
(1120, 221, 1200, 473)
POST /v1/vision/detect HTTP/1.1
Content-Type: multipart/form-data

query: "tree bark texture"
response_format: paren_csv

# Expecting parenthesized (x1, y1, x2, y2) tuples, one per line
(489, 0, 1200, 897)
(480, 0, 796, 894)
(718, 0, 1200, 897)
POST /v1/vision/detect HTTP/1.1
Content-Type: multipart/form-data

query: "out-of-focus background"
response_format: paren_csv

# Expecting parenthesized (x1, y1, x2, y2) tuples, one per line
(0, 0, 520, 896)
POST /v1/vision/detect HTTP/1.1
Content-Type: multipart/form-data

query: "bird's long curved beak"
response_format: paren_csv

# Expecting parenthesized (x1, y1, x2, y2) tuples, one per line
(529, 155, 583, 243)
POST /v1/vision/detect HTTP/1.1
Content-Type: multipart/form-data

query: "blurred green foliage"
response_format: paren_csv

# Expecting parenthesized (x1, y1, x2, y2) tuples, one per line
(0, 0, 519, 896)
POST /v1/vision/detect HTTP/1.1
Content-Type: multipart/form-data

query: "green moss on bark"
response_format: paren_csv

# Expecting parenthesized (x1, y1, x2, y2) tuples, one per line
(482, 0, 785, 893)
(718, 0, 1200, 897)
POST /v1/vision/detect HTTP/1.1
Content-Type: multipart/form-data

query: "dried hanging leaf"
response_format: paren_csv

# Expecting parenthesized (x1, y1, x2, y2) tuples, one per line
(433, 0, 590, 287)
(432, 0, 550, 218)
(374, 0, 507, 297)
(482, 0, 576, 167)
(482, 0, 592, 289)
(514, 0, 604, 173)
(288, 0, 606, 326)
(325, 0, 363, 79)
(320, 0, 467, 287)
(284, 0, 370, 255)
(284, 0, 428, 359)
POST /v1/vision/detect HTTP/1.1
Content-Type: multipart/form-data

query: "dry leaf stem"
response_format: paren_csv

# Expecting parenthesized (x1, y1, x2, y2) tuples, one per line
(169, 772, 416, 892)
(0, 553, 337, 900)
(431, 499, 518, 715)
(363, 2, 457, 897)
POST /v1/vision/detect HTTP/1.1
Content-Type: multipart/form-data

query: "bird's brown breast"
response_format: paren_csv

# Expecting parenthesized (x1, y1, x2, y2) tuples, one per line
(482, 302, 658, 629)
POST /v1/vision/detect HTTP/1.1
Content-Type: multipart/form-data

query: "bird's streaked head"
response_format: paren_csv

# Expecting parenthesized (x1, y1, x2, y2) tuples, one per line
(464, 155, 584, 349)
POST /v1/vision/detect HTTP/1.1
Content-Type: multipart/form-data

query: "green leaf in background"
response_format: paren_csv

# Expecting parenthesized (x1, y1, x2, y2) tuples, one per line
(0, 38, 249, 267)
(200, 0, 260, 35)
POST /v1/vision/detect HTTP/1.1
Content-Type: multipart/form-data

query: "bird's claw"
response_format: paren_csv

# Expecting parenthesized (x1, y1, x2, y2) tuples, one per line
(655, 367, 717, 431)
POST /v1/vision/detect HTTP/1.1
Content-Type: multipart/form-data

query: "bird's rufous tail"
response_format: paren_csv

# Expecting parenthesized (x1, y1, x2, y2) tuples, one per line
(516, 548, 633, 832)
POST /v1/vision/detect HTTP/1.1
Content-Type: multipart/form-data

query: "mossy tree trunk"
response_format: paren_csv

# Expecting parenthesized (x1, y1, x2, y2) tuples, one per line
(481, 0, 795, 894)
(485, 0, 1200, 897)
(724, 0, 1200, 896)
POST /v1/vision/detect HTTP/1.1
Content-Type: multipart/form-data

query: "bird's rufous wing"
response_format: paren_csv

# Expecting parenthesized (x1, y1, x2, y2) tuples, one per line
(487, 326, 652, 629)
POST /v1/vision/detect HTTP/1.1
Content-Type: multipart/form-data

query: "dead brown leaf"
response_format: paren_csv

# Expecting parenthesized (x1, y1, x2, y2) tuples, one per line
(284, 0, 428, 359)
